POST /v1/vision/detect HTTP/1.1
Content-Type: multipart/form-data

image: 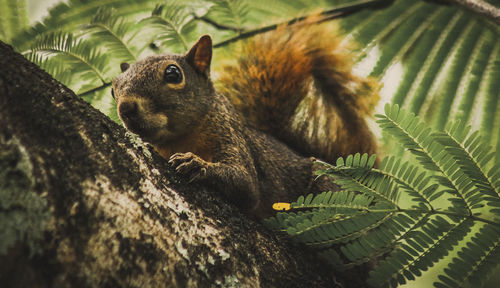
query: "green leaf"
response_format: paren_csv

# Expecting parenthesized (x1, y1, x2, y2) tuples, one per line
(84, 7, 138, 62)
(11, 0, 160, 51)
(433, 21, 483, 130)
(139, 3, 197, 52)
(435, 224, 500, 288)
(377, 104, 473, 213)
(205, 0, 249, 31)
(433, 120, 500, 202)
(0, 0, 29, 43)
(26, 31, 109, 88)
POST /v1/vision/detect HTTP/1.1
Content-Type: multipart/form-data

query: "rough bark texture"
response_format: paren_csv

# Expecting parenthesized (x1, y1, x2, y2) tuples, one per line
(0, 42, 367, 287)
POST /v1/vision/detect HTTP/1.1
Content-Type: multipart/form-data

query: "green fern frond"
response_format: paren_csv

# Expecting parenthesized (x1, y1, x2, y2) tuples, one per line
(488, 166, 500, 218)
(11, 0, 159, 50)
(267, 101, 500, 287)
(339, 212, 417, 266)
(321, 155, 436, 209)
(349, 1, 421, 56)
(435, 224, 500, 288)
(391, 8, 457, 106)
(378, 156, 435, 208)
(26, 32, 109, 87)
(369, 218, 474, 288)
(243, 0, 305, 25)
(294, 208, 393, 248)
(27, 52, 73, 87)
(377, 104, 474, 214)
(480, 42, 500, 154)
(433, 21, 484, 130)
(0, 0, 29, 43)
(139, 3, 197, 52)
(292, 190, 374, 211)
(342, 0, 500, 154)
(454, 30, 495, 125)
(407, 13, 470, 115)
(205, 0, 249, 32)
(318, 153, 400, 206)
(376, 104, 437, 171)
(433, 120, 500, 201)
(83, 7, 138, 62)
(369, 4, 439, 77)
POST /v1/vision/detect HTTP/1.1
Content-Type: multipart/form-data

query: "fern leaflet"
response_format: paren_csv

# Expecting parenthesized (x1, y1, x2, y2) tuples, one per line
(205, 0, 249, 32)
(435, 224, 500, 288)
(377, 104, 474, 214)
(84, 7, 138, 62)
(139, 3, 197, 52)
(26, 32, 109, 86)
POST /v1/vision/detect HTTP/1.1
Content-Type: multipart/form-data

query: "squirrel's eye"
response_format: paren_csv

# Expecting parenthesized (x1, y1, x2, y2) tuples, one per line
(164, 64, 183, 84)
(111, 88, 115, 99)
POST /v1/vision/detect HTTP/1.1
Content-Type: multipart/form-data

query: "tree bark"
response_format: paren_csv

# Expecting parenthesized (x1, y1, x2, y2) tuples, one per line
(0, 42, 366, 287)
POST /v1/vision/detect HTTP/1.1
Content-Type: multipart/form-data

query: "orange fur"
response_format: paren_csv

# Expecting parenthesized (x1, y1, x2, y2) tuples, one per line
(155, 124, 216, 162)
(217, 20, 380, 162)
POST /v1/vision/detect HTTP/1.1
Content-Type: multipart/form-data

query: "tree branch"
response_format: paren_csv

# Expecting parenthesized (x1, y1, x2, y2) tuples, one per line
(193, 14, 242, 32)
(78, 81, 111, 97)
(213, 0, 392, 48)
(0, 41, 370, 288)
(447, 0, 500, 25)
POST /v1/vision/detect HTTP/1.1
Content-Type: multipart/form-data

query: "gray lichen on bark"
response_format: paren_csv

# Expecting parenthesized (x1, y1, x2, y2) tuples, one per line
(0, 135, 50, 255)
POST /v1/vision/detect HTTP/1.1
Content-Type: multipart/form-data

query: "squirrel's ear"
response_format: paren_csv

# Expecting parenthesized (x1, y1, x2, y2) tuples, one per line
(120, 62, 130, 72)
(185, 35, 212, 75)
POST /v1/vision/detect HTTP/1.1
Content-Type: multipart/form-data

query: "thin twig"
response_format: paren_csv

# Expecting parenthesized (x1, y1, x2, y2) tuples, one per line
(447, 0, 500, 25)
(194, 14, 242, 32)
(79, 82, 111, 97)
(214, 0, 390, 48)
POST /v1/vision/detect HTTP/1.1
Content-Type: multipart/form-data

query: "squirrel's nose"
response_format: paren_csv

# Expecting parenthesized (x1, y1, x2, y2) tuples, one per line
(119, 101, 138, 119)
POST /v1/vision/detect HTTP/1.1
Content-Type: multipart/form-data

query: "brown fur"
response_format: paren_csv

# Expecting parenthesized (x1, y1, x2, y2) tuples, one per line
(112, 23, 379, 218)
(218, 21, 379, 162)
(154, 116, 217, 162)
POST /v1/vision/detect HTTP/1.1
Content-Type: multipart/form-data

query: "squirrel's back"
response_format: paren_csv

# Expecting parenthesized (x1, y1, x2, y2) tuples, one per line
(218, 20, 379, 163)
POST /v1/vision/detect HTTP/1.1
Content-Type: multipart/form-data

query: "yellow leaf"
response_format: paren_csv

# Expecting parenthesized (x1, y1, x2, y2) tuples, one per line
(272, 202, 291, 211)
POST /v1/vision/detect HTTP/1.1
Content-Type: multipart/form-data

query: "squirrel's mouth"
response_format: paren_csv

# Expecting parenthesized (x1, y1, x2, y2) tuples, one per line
(119, 112, 155, 136)
(121, 117, 174, 144)
(118, 98, 170, 140)
(116, 95, 175, 145)
(122, 119, 153, 137)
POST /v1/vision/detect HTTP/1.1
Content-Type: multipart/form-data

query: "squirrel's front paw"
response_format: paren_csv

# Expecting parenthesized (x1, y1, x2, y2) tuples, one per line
(168, 152, 208, 183)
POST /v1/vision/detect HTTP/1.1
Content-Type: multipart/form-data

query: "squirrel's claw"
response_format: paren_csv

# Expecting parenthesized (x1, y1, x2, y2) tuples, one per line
(169, 152, 208, 182)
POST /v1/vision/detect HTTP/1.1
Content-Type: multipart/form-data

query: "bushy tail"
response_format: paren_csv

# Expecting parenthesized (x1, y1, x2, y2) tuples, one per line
(217, 19, 379, 163)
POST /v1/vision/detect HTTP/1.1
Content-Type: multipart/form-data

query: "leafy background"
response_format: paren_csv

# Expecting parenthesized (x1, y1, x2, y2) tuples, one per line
(1, 0, 499, 287)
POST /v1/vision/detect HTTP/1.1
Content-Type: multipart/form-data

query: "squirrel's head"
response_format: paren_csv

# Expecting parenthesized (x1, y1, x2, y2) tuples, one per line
(112, 35, 214, 144)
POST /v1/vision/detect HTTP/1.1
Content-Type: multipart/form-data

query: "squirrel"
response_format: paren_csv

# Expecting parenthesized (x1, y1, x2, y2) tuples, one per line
(111, 21, 379, 219)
